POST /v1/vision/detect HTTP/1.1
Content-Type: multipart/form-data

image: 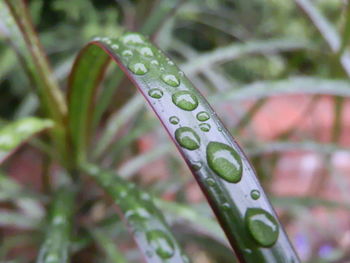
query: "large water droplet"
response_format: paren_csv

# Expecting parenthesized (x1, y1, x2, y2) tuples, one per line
(245, 208, 279, 247)
(148, 88, 163, 99)
(161, 74, 180, 87)
(199, 123, 211, 132)
(175, 127, 200, 150)
(172, 91, 198, 111)
(196, 111, 210, 122)
(169, 116, 179, 125)
(121, 32, 145, 45)
(140, 47, 154, 57)
(128, 61, 148, 75)
(206, 142, 243, 183)
(146, 230, 175, 259)
(250, 189, 260, 200)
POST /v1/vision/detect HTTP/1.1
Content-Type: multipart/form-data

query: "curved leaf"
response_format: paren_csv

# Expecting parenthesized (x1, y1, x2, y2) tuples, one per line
(36, 187, 75, 263)
(0, 117, 53, 164)
(68, 32, 300, 262)
(84, 165, 189, 263)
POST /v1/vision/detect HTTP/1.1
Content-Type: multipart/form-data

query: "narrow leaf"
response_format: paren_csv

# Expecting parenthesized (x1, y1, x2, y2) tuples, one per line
(84, 165, 189, 263)
(36, 186, 75, 263)
(294, 0, 350, 76)
(69, 32, 300, 262)
(0, 117, 53, 164)
(181, 38, 309, 75)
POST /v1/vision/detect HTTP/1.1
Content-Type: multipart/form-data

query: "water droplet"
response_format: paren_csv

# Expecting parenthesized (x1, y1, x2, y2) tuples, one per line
(172, 91, 198, 111)
(148, 88, 163, 99)
(111, 44, 119, 50)
(196, 111, 210, 122)
(199, 123, 211, 132)
(125, 206, 151, 221)
(206, 142, 243, 183)
(178, 71, 184, 77)
(175, 127, 200, 150)
(146, 230, 175, 259)
(93, 37, 101, 41)
(168, 61, 175, 66)
(140, 47, 154, 57)
(151, 60, 159, 66)
(206, 177, 216, 186)
(128, 61, 148, 75)
(222, 202, 230, 210)
(169, 116, 179, 125)
(250, 190, 260, 200)
(245, 208, 279, 247)
(121, 32, 145, 45)
(161, 74, 180, 87)
(191, 161, 202, 171)
(102, 37, 109, 42)
(106, 39, 112, 44)
(218, 127, 223, 132)
(122, 50, 133, 57)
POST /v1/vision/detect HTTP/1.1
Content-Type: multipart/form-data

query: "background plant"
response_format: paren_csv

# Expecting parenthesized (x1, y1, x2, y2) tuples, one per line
(0, 0, 350, 263)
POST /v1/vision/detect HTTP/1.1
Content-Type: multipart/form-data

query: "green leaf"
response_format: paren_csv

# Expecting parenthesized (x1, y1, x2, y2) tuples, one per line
(0, 0, 66, 122)
(0, 117, 53, 164)
(294, 0, 350, 76)
(91, 229, 128, 263)
(36, 186, 75, 263)
(68, 32, 300, 262)
(214, 77, 350, 102)
(83, 164, 189, 263)
(181, 38, 310, 75)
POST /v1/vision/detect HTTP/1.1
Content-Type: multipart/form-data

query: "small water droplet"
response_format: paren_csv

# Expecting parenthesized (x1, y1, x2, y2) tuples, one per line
(222, 202, 230, 210)
(175, 127, 200, 150)
(172, 91, 198, 111)
(245, 208, 279, 247)
(106, 39, 112, 44)
(206, 142, 243, 183)
(128, 61, 148, 75)
(250, 189, 260, 200)
(111, 44, 119, 50)
(148, 88, 163, 99)
(218, 127, 223, 132)
(196, 111, 210, 122)
(206, 177, 216, 186)
(178, 71, 184, 77)
(93, 37, 101, 41)
(161, 74, 180, 87)
(140, 47, 154, 57)
(146, 230, 175, 259)
(168, 61, 175, 66)
(199, 123, 211, 132)
(169, 116, 179, 125)
(191, 161, 202, 171)
(122, 50, 133, 57)
(151, 60, 159, 66)
(102, 37, 109, 42)
(121, 32, 145, 45)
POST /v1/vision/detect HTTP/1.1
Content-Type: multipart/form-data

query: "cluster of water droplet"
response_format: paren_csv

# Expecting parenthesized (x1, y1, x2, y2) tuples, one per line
(95, 32, 280, 250)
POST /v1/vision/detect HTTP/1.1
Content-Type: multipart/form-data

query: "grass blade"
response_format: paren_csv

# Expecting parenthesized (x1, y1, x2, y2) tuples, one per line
(84, 165, 189, 263)
(294, 0, 350, 76)
(215, 77, 350, 102)
(68, 32, 300, 262)
(0, 0, 67, 122)
(181, 39, 309, 75)
(91, 229, 128, 263)
(0, 117, 53, 164)
(36, 186, 75, 263)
